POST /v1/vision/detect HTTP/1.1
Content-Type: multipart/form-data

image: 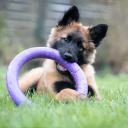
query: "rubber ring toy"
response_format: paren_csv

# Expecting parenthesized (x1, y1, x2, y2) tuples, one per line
(6, 47, 88, 106)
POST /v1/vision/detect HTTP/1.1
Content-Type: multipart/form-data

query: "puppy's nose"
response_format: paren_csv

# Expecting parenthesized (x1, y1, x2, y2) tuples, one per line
(63, 52, 73, 61)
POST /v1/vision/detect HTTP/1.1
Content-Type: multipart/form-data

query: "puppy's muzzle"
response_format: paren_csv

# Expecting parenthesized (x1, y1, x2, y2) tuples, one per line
(63, 52, 74, 63)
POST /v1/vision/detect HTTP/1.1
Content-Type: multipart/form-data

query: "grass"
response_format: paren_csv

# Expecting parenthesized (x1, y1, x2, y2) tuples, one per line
(0, 66, 128, 128)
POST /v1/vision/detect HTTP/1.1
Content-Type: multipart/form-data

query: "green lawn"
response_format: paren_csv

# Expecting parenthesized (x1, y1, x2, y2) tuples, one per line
(0, 66, 128, 128)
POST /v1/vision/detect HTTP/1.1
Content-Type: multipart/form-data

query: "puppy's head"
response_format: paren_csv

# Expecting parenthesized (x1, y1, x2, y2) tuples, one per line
(47, 6, 108, 65)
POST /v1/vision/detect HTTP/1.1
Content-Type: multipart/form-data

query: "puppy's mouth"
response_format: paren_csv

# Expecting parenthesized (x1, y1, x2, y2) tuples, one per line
(61, 52, 77, 63)
(56, 63, 74, 80)
(56, 63, 67, 72)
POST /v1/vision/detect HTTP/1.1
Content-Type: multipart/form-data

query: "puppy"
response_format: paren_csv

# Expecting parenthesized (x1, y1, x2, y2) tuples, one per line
(19, 6, 108, 101)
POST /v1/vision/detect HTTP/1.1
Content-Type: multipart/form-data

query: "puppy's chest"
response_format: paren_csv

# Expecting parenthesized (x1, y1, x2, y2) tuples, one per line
(54, 64, 76, 92)
(54, 73, 76, 93)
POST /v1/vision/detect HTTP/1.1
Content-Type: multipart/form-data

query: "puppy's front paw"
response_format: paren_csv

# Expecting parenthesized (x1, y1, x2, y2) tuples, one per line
(55, 89, 87, 101)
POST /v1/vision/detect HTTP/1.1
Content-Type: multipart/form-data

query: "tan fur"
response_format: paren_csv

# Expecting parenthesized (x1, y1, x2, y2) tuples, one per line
(19, 60, 100, 101)
(81, 64, 101, 100)
(19, 67, 43, 92)
(47, 22, 89, 47)
(19, 22, 101, 101)
(55, 88, 85, 101)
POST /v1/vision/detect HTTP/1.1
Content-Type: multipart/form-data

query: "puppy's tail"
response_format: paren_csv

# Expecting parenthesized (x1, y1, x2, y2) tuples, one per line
(19, 67, 43, 92)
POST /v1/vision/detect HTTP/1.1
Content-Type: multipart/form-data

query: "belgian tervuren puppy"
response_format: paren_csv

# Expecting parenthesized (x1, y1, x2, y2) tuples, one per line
(19, 6, 108, 101)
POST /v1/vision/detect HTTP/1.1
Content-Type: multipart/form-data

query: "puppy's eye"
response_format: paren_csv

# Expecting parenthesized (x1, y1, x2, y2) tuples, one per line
(67, 35, 72, 41)
(62, 37, 68, 42)
(77, 41, 84, 51)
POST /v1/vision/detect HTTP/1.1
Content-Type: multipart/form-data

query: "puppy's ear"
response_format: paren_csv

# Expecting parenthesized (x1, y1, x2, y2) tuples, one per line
(89, 24, 108, 47)
(58, 5, 79, 26)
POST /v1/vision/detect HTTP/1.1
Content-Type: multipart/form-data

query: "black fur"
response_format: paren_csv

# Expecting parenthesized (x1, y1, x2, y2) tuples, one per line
(58, 6, 79, 26)
(52, 25, 108, 64)
(52, 31, 85, 65)
(25, 84, 37, 97)
(88, 86, 95, 97)
(89, 24, 108, 47)
(54, 81, 95, 98)
(54, 81, 76, 93)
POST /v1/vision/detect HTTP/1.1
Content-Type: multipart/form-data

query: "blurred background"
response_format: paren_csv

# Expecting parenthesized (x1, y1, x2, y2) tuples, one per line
(0, 0, 128, 74)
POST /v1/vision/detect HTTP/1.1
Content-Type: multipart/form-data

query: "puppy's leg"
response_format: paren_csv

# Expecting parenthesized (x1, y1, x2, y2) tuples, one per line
(19, 67, 43, 92)
(82, 64, 101, 100)
(37, 69, 86, 101)
(37, 71, 63, 95)
(55, 88, 85, 101)
(87, 75, 101, 100)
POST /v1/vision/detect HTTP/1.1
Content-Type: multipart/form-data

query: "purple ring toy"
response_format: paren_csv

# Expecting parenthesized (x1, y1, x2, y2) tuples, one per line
(6, 47, 88, 106)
